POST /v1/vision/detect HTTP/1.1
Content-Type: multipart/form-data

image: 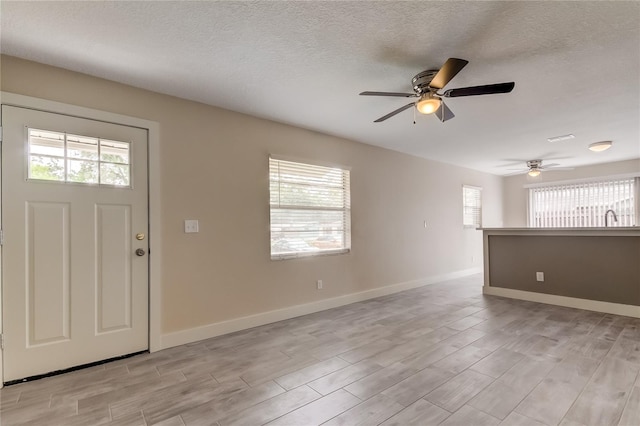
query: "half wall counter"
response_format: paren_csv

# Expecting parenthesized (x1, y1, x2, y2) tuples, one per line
(482, 227, 640, 318)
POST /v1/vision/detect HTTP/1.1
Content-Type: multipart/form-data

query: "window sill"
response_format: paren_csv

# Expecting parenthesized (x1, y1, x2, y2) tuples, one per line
(271, 248, 350, 261)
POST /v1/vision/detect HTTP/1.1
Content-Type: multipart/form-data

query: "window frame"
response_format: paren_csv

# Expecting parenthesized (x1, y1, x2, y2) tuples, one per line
(526, 174, 640, 228)
(462, 185, 482, 229)
(269, 156, 351, 260)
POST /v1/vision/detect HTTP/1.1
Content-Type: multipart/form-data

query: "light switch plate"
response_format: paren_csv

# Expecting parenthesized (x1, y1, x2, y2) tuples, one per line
(184, 219, 199, 233)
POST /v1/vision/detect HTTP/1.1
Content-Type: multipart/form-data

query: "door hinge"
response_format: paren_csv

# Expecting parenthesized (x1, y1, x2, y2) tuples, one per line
(0, 229, 3, 246)
(0, 125, 3, 142)
(0, 334, 4, 350)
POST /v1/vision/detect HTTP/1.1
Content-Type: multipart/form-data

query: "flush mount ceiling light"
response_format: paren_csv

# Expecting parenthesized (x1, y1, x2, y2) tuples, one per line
(416, 93, 441, 114)
(588, 141, 613, 152)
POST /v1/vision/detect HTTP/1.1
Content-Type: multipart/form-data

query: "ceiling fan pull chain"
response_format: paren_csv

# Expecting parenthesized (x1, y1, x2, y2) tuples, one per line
(413, 105, 416, 124)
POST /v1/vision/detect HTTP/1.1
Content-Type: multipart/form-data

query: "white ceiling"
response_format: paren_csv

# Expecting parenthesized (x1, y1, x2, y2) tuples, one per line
(2, 1, 639, 175)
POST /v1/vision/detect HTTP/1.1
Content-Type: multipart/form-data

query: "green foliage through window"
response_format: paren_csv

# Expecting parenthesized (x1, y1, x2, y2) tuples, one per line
(28, 129, 131, 187)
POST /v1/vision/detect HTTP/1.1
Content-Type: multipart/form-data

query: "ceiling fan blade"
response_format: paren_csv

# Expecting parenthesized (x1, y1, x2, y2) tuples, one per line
(504, 170, 529, 176)
(429, 58, 469, 90)
(442, 82, 515, 98)
(360, 91, 417, 97)
(435, 101, 455, 123)
(373, 102, 415, 122)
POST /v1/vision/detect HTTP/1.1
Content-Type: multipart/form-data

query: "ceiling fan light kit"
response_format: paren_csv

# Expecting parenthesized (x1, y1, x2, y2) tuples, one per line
(360, 58, 515, 123)
(528, 169, 541, 177)
(416, 94, 441, 114)
(588, 141, 613, 152)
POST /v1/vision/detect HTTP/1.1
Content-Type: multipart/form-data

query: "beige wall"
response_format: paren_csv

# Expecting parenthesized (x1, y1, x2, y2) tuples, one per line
(503, 159, 640, 227)
(1, 55, 503, 334)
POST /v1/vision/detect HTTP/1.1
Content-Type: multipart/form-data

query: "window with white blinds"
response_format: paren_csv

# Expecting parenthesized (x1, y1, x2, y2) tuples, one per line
(463, 185, 482, 228)
(528, 177, 638, 228)
(269, 158, 351, 259)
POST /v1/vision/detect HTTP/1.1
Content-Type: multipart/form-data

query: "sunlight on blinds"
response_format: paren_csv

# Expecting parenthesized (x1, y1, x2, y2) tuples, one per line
(269, 158, 351, 259)
(463, 185, 482, 228)
(528, 178, 637, 227)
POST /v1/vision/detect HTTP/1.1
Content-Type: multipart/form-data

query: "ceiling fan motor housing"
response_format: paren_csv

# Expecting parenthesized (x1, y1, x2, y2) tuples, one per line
(412, 70, 439, 94)
(527, 160, 543, 169)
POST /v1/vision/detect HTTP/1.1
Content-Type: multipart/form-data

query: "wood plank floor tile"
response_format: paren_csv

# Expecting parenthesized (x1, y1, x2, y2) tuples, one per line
(439, 404, 500, 426)
(608, 337, 640, 365)
(217, 385, 321, 426)
(514, 356, 599, 425)
(431, 345, 492, 374)
(109, 410, 147, 426)
(338, 339, 396, 364)
(180, 381, 285, 426)
(274, 357, 351, 390)
(563, 357, 639, 426)
(322, 393, 405, 426)
(468, 380, 531, 420)
(618, 385, 640, 426)
(425, 369, 494, 412)
(77, 371, 186, 414)
(381, 367, 455, 407)
(470, 348, 525, 378)
(344, 362, 419, 400)
(499, 411, 547, 426)
(400, 343, 460, 370)
(447, 315, 487, 331)
(379, 399, 450, 426)
(265, 389, 361, 426)
(308, 359, 383, 395)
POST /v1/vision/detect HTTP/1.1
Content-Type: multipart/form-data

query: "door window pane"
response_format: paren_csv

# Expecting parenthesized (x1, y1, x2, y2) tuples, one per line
(28, 130, 65, 157)
(27, 128, 132, 188)
(100, 140, 129, 164)
(29, 155, 65, 181)
(67, 159, 99, 184)
(67, 135, 99, 160)
(100, 163, 130, 186)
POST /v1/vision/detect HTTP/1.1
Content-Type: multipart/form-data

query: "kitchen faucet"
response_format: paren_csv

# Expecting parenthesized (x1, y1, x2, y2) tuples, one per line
(604, 209, 618, 227)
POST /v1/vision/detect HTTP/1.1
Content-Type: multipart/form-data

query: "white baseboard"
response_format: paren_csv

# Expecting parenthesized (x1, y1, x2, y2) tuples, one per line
(483, 286, 640, 318)
(159, 267, 482, 350)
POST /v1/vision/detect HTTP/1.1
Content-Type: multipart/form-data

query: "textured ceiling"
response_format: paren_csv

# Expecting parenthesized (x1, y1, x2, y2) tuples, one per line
(1, 1, 639, 175)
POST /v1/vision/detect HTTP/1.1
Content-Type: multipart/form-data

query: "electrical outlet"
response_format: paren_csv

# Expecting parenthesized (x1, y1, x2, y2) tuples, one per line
(536, 272, 544, 282)
(184, 219, 199, 233)
(317, 280, 323, 290)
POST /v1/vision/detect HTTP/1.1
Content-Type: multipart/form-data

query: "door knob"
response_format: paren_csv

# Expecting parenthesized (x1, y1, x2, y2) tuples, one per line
(135, 248, 146, 256)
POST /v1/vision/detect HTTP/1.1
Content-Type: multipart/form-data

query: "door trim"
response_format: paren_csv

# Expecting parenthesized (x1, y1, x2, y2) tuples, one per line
(0, 92, 162, 387)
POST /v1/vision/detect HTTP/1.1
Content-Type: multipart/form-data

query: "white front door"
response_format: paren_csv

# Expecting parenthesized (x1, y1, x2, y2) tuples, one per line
(1, 105, 149, 382)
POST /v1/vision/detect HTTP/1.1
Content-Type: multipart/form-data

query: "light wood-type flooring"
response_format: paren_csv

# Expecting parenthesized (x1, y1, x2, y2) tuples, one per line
(1, 274, 639, 426)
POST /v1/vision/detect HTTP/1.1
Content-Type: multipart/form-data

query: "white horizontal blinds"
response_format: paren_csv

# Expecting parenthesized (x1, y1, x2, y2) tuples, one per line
(528, 178, 636, 227)
(462, 186, 482, 228)
(269, 158, 351, 258)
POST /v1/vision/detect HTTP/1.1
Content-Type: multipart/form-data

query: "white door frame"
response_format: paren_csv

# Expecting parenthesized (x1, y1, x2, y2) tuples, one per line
(0, 92, 162, 386)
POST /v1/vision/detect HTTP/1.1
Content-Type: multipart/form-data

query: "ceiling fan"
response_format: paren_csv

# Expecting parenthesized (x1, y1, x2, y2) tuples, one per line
(507, 160, 574, 177)
(360, 58, 515, 123)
